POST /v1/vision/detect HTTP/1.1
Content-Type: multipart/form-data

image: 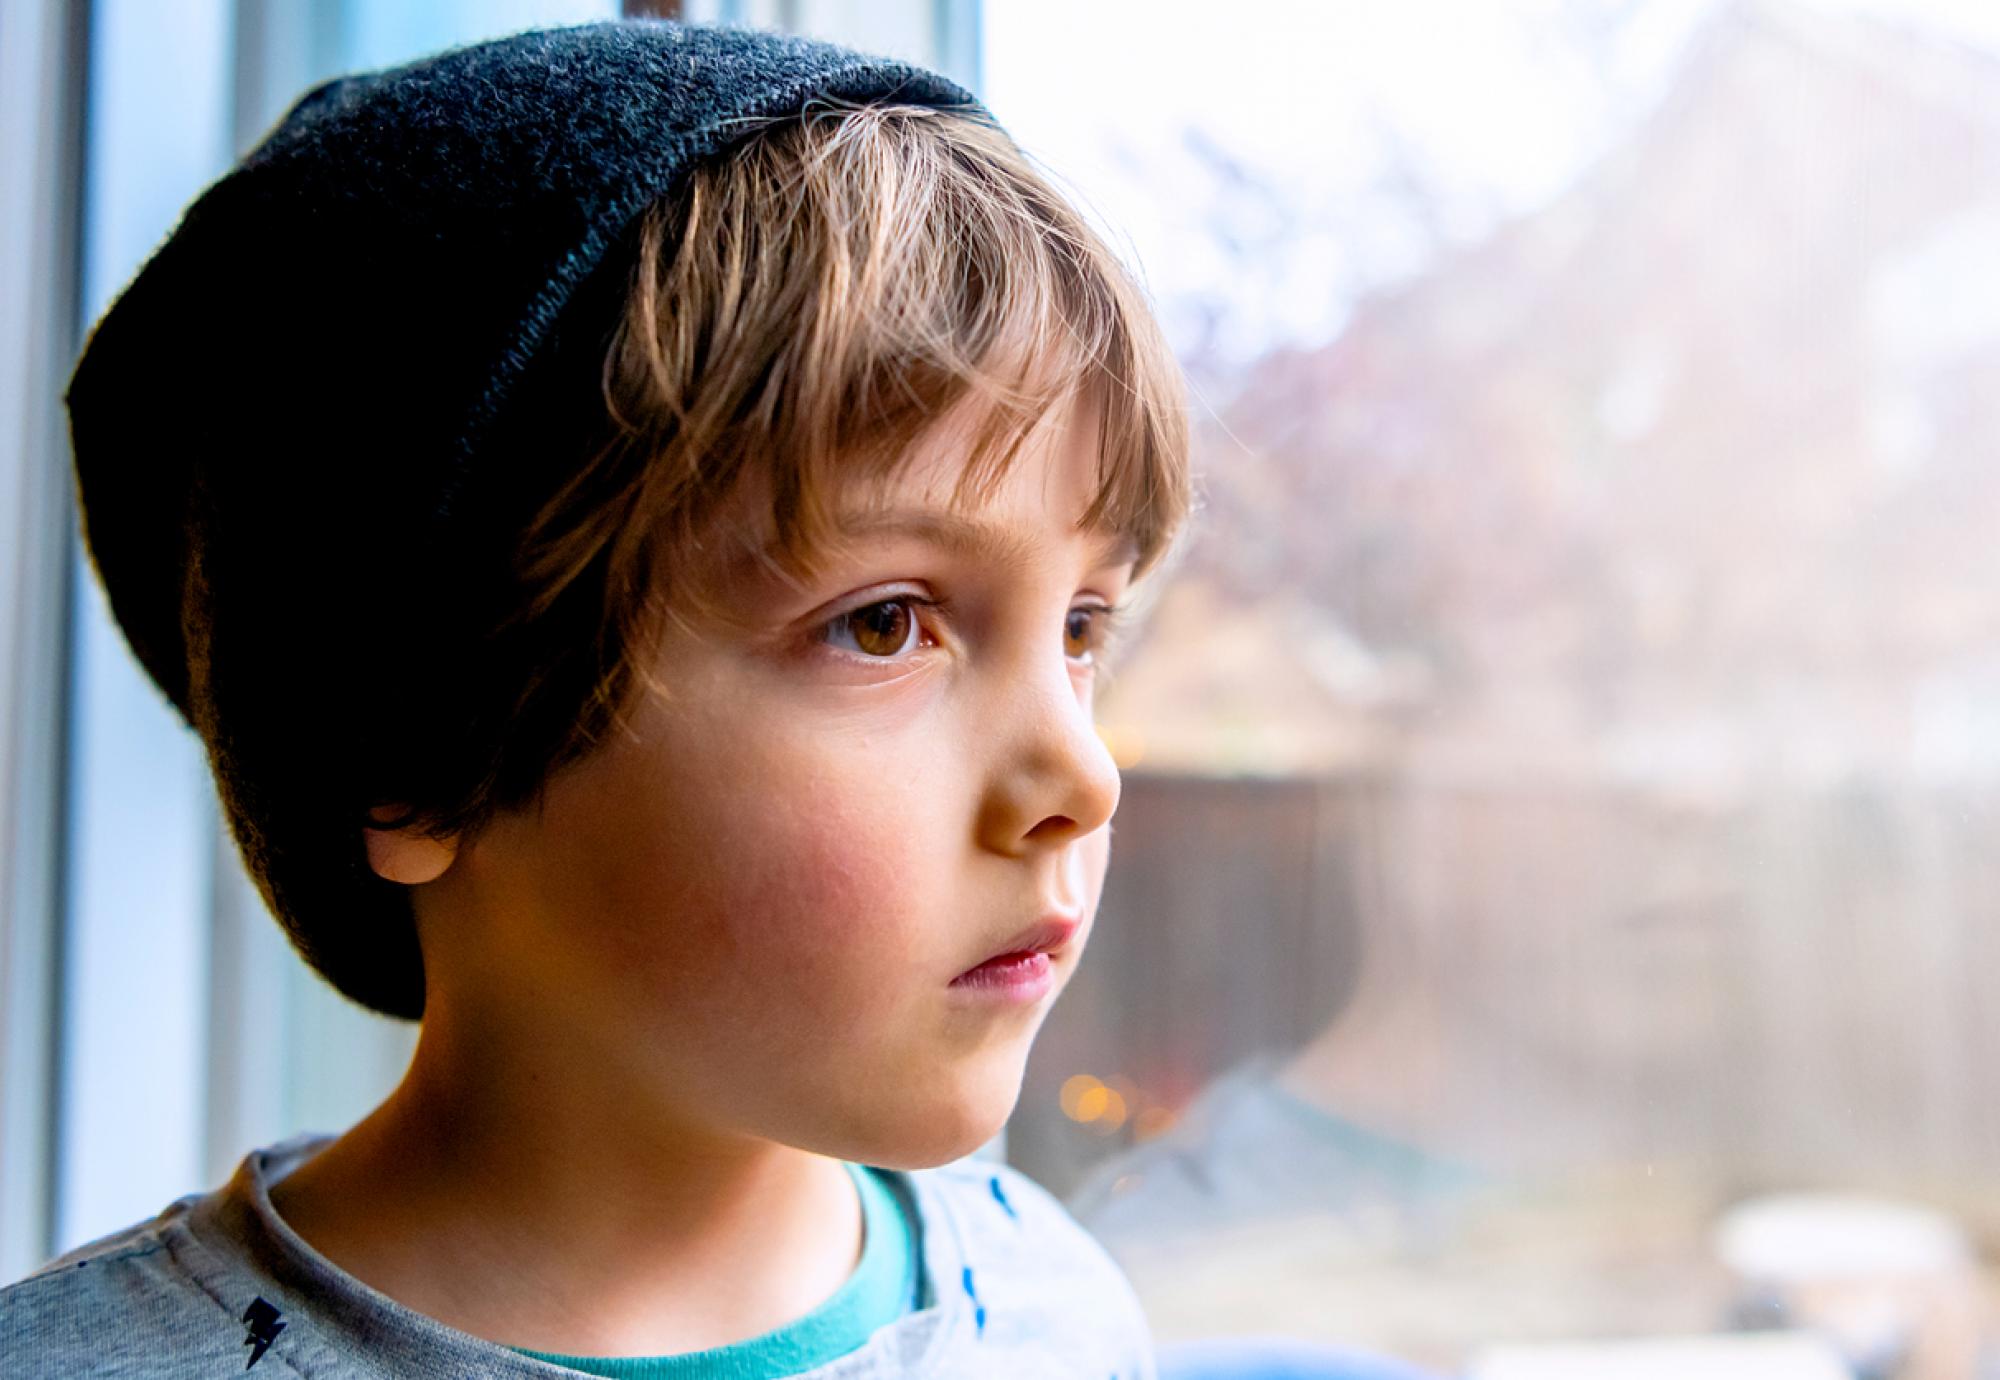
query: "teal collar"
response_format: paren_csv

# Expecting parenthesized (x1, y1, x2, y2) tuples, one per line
(509, 1161, 921, 1378)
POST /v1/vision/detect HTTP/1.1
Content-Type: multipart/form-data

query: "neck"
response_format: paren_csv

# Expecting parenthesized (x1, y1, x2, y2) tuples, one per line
(267, 994, 864, 1357)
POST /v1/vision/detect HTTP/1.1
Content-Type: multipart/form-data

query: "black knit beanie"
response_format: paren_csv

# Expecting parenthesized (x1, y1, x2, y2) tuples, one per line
(65, 19, 985, 1019)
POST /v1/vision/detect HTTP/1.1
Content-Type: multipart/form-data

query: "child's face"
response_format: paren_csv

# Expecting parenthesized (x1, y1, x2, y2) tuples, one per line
(434, 392, 1133, 1167)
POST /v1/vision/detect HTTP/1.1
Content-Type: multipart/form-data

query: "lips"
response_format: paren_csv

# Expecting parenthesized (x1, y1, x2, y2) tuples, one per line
(956, 915, 1078, 980)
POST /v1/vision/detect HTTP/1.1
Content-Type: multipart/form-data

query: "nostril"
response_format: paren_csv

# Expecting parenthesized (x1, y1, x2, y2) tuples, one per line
(1025, 815, 1078, 844)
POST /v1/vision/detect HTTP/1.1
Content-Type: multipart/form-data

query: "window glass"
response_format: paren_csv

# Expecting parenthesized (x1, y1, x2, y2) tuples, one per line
(985, 3, 2000, 1373)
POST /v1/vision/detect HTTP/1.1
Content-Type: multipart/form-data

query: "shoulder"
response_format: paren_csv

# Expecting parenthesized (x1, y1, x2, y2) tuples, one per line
(912, 1156, 1158, 1378)
(2, 1200, 263, 1379)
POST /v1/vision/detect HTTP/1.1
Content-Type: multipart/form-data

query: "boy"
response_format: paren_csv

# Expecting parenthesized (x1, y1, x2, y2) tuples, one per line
(1, 17, 1190, 1379)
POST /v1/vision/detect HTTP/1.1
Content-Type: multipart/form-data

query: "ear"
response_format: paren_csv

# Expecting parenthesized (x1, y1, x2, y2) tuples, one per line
(363, 806, 460, 886)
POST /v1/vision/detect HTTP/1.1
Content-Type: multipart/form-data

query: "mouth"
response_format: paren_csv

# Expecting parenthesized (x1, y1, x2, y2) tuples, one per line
(952, 915, 1079, 985)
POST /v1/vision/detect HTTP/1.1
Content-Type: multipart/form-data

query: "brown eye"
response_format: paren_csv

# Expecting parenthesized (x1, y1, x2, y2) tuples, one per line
(828, 599, 922, 658)
(1066, 606, 1106, 662)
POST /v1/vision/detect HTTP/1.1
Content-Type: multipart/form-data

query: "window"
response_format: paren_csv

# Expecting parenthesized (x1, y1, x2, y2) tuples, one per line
(986, 2, 2000, 1372)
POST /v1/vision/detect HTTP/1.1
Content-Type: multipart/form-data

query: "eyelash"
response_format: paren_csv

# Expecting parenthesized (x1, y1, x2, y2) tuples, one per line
(817, 595, 1127, 667)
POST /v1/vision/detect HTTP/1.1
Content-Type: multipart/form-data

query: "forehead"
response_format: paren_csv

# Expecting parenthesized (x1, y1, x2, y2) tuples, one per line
(706, 390, 1138, 593)
(810, 507, 1139, 572)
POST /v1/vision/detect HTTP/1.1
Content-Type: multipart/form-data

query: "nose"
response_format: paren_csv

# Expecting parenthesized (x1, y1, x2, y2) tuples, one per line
(974, 651, 1122, 857)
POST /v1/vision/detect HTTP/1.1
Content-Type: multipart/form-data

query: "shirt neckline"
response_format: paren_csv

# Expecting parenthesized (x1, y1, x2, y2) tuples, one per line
(506, 1161, 919, 1376)
(173, 1132, 973, 1378)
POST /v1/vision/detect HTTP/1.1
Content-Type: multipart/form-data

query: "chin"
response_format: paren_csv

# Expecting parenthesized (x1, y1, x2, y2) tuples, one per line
(857, 1070, 1026, 1171)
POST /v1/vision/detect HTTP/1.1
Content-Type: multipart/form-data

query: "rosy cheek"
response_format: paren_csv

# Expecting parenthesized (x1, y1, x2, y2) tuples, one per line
(542, 699, 941, 1014)
(719, 789, 920, 982)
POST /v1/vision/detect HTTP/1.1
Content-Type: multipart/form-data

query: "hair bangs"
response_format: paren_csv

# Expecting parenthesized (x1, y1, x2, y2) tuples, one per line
(509, 94, 1193, 741)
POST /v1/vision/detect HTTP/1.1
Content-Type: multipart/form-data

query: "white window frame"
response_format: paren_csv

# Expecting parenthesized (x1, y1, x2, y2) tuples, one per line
(0, 0, 87, 1284)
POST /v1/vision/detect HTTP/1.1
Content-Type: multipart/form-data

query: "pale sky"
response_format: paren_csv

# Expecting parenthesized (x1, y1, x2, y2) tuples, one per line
(981, 0, 2000, 362)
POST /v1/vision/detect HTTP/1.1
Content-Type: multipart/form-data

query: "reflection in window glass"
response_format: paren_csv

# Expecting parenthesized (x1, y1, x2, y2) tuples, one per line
(987, 3, 2000, 1374)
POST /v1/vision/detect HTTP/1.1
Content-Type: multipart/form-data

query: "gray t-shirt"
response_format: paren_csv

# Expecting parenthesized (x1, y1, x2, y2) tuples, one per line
(2, 1132, 1156, 1378)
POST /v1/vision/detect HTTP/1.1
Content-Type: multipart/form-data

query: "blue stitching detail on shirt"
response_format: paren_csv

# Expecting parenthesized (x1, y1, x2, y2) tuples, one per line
(961, 1264, 986, 1336)
(988, 1174, 1018, 1220)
